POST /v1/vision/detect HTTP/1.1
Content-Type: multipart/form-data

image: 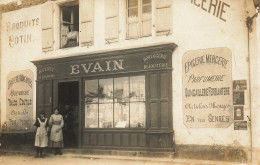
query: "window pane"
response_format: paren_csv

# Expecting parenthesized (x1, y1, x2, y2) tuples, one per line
(99, 103, 113, 128)
(142, 5, 151, 14)
(62, 10, 71, 23)
(142, 0, 151, 5)
(114, 77, 129, 102)
(130, 102, 145, 128)
(99, 79, 113, 103)
(128, 0, 138, 8)
(130, 76, 145, 101)
(85, 104, 98, 128)
(85, 80, 98, 103)
(128, 8, 138, 18)
(114, 103, 129, 128)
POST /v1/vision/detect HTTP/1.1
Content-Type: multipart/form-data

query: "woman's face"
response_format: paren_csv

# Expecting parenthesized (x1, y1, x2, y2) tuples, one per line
(40, 114, 44, 118)
(54, 109, 59, 115)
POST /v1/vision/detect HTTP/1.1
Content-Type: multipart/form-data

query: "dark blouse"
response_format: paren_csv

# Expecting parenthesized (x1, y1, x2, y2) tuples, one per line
(34, 117, 49, 128)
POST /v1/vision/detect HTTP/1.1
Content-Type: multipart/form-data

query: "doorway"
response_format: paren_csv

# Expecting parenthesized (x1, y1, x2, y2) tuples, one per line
(58, 81, 79, 148)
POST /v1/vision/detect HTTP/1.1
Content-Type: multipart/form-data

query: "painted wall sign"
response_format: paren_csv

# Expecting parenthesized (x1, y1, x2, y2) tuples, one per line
(6, 17, 40, 48)
(183, 48, 233, 128)
(190, 0, 230, 22)
(36, 51, 172, 80)
(4, 70, 34, 131)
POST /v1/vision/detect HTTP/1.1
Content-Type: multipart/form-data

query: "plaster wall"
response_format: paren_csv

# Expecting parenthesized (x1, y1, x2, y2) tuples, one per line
(251, 5, 260, 165)
(0, 0, 255, 151)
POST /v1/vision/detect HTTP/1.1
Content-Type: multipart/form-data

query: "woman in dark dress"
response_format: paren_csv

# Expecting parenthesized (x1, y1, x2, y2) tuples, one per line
(34, 111, 49, 158)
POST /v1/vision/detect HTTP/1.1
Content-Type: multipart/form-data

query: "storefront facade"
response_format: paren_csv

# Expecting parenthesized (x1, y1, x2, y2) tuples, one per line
(32, 44, 176, 151)
(1, 0, 260, 163)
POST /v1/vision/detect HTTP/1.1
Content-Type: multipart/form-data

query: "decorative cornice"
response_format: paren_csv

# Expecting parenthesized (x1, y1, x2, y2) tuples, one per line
(32, 43, 177, 66)
(0, 0, 55, 14)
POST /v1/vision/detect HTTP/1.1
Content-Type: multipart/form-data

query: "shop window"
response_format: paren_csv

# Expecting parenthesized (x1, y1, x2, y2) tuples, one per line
(127, 0, 152, 38)
(85, 76, 146, 129)
(60, 3, 79, 49)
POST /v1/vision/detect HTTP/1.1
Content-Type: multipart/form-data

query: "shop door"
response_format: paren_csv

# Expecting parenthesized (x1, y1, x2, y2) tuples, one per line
(58, 81, 79, 148)
(36, 81, 53, 118)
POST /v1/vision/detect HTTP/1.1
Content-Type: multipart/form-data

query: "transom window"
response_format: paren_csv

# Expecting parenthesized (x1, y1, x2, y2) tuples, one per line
(127, 0, 152, 38)
(85, 76, 146, 128)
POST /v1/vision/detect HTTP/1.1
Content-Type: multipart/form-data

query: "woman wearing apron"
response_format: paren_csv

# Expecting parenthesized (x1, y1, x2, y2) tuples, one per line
(49, 108, 64, 155)
(34, 111, 48, 158)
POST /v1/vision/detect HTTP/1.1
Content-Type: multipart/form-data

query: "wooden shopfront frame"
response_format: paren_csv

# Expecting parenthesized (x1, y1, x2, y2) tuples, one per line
(32, 43, 177, 151)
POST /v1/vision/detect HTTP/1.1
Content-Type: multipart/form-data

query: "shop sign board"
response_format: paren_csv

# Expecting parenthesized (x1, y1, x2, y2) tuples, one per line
(183, 48, 233, 128)
(4, 70, 34, 131)
(36, 50, 172, 80)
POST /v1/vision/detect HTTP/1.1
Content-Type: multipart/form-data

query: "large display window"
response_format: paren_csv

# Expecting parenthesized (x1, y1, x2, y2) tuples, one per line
(85, 75, 145, 129)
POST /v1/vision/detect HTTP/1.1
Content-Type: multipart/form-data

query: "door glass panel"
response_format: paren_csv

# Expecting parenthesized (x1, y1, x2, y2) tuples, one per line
(128, 8, 138, 18)
(142, 0, 151, 5)
(142, 5, 151, 14)
(85, 104, 98, 128)
(128, 0, 138, 7)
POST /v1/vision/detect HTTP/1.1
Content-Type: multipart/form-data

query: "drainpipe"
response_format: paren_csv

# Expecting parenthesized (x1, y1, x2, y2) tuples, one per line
(246, 7, 260, 164)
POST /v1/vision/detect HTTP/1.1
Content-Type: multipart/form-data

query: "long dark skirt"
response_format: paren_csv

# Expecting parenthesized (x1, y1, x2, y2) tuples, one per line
(49, 141, 64, 148)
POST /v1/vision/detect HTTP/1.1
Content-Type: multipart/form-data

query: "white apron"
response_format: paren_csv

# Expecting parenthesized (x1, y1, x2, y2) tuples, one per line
(49, 114, 64, 142)
(35, 118, 48, 147)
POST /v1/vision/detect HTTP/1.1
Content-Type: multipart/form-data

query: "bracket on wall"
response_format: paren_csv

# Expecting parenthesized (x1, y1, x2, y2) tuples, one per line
(246, 7, 260, 32)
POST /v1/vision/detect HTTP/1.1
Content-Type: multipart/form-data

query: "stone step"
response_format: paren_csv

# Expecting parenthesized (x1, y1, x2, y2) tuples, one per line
(62, 148, 175, 158)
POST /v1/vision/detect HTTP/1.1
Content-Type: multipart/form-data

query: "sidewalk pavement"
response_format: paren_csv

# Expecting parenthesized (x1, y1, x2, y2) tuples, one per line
(0, 149, 248, 165)
(61, 154, 247, 165)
